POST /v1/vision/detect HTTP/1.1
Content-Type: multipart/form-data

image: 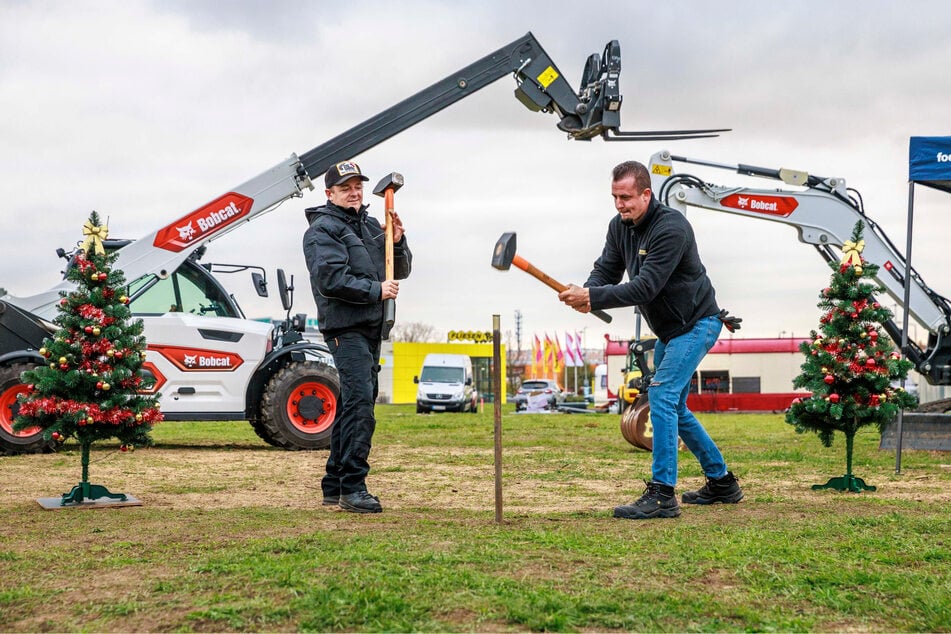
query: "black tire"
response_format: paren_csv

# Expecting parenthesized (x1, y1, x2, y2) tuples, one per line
(0, 363, 54, 455)
(248, 416, 282, 447)
(258, 360, 339, 450)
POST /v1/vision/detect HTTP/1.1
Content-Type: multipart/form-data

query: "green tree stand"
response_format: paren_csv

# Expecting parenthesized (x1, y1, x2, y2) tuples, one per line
(811, 428, 876, 492)
(60, 441, 128, 505)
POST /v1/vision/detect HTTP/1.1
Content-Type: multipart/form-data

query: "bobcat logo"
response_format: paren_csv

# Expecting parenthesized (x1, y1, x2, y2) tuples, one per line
(736, 196, 749, 209)
(176, 222, 197, 242)
(183, 354, 197, 368)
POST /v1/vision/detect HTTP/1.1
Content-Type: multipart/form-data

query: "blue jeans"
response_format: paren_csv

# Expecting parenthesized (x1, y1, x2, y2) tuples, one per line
(649, 314, 728, 487)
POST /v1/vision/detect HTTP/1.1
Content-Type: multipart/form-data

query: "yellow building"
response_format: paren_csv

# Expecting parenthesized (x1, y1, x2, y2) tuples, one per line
(378, 341, 506, 405)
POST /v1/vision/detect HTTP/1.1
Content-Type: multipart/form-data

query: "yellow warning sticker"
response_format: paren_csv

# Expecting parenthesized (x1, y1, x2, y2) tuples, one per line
(536, 66, 559, 88)
(651, 164, 672, 177)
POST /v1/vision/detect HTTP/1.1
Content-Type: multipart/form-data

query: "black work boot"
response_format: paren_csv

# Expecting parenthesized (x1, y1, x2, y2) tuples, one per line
(614, 481, 681, 520)
(681, 471, 744, 505)
(339, 491, 383, 514)
(322, 495, 339, 507)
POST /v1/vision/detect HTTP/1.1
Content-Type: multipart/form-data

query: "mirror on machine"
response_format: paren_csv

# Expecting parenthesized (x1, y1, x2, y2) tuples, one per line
(277, 269, 292, 312)
(251, 272, 268, 298)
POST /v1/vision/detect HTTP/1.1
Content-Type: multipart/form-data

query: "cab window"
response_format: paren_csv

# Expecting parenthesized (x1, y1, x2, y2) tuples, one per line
(128, 266, 238, 317)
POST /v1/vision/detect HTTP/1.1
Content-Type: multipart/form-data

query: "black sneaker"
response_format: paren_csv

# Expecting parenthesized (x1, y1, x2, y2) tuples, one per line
(682, 471, 744, 505)
(614, 481, 681, 520)
(339, 491, 383, 514)
(322, 495, 339, 506)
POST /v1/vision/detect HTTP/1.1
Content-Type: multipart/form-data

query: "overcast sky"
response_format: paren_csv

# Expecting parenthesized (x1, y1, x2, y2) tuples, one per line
(2, 0, 949, 352)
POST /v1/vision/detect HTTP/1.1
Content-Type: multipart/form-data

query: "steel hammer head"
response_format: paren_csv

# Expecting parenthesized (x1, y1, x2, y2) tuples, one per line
(373, 172, 404, 197)
(491, 232, 517, 270)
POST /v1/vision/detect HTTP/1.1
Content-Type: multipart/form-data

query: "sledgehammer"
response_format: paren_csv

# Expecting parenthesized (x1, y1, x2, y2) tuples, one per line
(491, 232, 612, 323)
(373, 172, 404, 340)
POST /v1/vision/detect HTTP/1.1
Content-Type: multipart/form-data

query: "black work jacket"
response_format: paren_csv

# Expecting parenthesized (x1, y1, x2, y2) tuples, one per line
(586, 196, 718, 343)
(303, 202, 412, 339)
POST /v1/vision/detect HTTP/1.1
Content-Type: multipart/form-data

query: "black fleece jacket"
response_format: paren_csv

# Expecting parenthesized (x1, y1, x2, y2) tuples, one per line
(586, 196, 719, 343)
(303, 201, 412, 339)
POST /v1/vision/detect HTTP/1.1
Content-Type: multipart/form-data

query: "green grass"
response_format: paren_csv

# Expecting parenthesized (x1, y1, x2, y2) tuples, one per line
(1, 406, 949, 632)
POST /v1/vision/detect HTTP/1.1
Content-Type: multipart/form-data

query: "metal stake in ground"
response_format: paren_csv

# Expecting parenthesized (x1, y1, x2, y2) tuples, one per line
(373, 172, 404, 340)
(493, 314, 503, 524)
(491, 232, 612, 324)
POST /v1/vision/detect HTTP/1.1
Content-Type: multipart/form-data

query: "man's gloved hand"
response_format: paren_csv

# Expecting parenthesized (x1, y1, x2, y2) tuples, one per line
(718, 308, 743, 333)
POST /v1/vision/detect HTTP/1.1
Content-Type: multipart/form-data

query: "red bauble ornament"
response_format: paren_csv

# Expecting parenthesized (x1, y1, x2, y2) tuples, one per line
(824, 375, 835, 384)
(120, 444, 128, 452)
(866, 358, 876, 367)
(829, 393, 840, 403)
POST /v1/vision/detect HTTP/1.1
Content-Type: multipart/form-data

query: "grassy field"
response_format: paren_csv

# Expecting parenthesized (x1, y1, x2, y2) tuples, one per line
(1, 405, 949, 632)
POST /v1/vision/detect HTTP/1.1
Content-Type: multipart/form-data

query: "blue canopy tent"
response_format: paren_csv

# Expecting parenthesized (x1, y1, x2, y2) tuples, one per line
(896, 137, 951, 470)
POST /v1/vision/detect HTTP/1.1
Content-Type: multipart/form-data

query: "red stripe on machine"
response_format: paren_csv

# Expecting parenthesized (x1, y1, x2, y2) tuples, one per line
(720, 193, 799, 217)
(153, 193, 254, 252)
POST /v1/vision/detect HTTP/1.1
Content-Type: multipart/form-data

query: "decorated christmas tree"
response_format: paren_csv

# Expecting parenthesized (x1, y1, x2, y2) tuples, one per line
(786, 221, 918, 492)
(14, 212, 162, 505)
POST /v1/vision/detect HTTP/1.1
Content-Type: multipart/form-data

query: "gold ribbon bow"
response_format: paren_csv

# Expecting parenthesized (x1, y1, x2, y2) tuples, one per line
(840, 239, 864, 267)
(81, 220, 109, 255)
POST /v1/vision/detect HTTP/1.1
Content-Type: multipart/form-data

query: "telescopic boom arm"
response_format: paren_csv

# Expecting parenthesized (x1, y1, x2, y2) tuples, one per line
(13, 33, 728, 321)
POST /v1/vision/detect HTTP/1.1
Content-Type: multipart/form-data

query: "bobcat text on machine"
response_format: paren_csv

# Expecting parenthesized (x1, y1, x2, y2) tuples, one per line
(0, 33, 729, 455)
(645, 150, 951, 393)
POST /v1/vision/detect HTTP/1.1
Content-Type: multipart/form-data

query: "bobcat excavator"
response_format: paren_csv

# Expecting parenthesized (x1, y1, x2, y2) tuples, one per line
(620, 149, 951, 450)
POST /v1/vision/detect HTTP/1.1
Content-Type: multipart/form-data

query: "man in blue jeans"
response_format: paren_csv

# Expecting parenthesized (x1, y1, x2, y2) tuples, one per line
(559, 160, 743, 520)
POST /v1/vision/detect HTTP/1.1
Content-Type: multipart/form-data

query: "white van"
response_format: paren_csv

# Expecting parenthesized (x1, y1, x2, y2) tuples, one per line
(414, 353, 478, 413)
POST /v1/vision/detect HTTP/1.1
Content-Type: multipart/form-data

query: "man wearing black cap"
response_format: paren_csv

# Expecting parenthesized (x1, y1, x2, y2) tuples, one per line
(303, 160, 412, 513)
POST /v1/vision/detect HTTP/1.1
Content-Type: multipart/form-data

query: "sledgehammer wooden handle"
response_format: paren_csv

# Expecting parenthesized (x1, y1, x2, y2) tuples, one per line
(511, 255, 613, 323)
(512, 255, 566, 292)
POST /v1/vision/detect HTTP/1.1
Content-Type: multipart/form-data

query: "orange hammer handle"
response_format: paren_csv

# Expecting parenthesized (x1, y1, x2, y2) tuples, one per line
(384, 189, 394, 280)
(511, 254, 613, 324)
(512, 254, 567, 293)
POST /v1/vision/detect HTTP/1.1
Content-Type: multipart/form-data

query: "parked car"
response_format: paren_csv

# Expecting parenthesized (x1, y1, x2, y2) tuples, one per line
(514, 379, 565, 412)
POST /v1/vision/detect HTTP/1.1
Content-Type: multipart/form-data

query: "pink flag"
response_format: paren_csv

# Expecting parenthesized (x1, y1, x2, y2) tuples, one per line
(565, 332, 576, 367)
(574, 331, 585, 367)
